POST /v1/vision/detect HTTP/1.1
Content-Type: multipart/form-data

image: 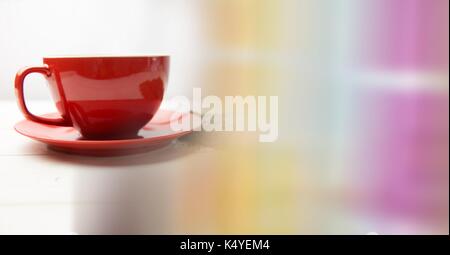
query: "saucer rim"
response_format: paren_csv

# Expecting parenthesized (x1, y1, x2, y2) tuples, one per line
(14, 111, 194, 146)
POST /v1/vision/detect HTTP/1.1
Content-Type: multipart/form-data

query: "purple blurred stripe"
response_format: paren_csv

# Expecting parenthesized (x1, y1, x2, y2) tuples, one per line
(362, 0, 449, 70)
(362, 89, 449, 222)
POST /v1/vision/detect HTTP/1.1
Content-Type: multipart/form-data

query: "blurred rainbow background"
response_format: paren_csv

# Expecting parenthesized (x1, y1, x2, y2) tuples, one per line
(169, 0, 449, 234)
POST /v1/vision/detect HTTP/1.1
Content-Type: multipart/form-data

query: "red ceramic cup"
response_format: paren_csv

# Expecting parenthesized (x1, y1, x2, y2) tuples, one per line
(15, 56, 169, 139)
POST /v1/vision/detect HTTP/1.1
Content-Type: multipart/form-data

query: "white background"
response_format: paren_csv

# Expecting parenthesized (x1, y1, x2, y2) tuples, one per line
(0, 0, 204, 101)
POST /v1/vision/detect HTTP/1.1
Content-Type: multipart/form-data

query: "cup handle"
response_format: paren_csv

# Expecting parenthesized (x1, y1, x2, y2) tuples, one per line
(15, 65, 71, 126)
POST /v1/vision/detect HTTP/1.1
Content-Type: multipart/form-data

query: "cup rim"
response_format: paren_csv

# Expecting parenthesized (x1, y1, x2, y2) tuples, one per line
(43, 55, 169, 60)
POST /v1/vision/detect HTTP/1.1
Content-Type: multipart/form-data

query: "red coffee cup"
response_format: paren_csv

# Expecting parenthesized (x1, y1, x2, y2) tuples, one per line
(15, 56, 169, 139)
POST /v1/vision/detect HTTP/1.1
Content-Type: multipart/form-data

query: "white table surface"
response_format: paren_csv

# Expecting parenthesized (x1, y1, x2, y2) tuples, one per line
(1, 100, 442, 235)
(0, 100, 216, 234)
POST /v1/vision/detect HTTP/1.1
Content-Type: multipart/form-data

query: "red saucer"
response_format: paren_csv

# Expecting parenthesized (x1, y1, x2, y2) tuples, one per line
(14, 110, 194, 156)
